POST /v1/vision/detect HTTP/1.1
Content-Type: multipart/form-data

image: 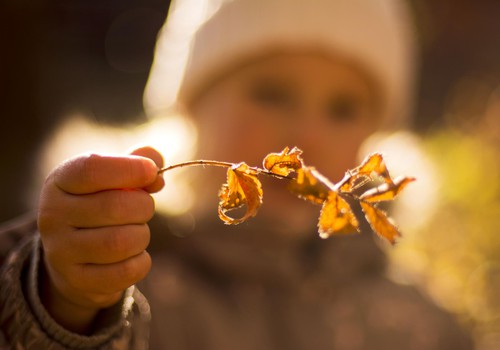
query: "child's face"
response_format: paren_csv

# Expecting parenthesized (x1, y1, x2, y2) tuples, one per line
(193, 52, 381, 182)
(191, 52, 382, 229)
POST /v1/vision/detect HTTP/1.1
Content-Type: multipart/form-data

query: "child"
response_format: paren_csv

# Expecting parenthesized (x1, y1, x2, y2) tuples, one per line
(0, 0, 473, 349)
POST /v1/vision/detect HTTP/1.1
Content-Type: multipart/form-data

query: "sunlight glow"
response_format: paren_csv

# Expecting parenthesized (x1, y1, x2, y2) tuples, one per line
(359, 130, 439, 233)
(143, 0, 227, 116)
(33, 114, 197, 216)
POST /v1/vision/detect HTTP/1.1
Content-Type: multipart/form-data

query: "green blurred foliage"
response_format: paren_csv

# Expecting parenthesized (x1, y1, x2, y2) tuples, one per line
(390, 121, 500, 348)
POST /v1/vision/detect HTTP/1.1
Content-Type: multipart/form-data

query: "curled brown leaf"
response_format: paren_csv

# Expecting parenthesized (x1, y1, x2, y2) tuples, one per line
(263, 146, 304, 176)
(160, 147, 414, 245)
(338, 153, 392, 193)
(218, 162, 263, 225)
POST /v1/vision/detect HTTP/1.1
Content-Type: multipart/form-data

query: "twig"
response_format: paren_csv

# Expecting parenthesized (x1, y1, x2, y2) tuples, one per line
(158, 160, 294, 180)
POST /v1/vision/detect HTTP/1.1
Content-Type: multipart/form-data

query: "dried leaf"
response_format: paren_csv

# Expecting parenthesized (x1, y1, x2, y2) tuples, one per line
(318, 191, 359, 238)
(338, 173, 371, 193)
(160, 146, 414, 244)
(218, 162, 263, 224)
(287, 166, 333, 204)
(360, 201, 401, 244)
(339, 153, 392, 193)
(357, 153, 392, 181)
(360, 176, 416, 203)
(263, 146, 303, 176)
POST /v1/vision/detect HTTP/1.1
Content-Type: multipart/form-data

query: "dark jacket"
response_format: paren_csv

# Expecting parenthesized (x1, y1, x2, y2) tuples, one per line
(1, 213, 474, 349)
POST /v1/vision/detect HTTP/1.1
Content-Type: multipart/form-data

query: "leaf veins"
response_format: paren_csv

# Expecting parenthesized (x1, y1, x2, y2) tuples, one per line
(286, 166, 333, 205)
(218, 162, 263, 225)
(318, 192, 359, 238)
(338, 153, 392, 193)
(159, 148, 414, 245)
(359, 176, 416, 203)
(360, 201, 401, 244)
(263, 146, 304, 176)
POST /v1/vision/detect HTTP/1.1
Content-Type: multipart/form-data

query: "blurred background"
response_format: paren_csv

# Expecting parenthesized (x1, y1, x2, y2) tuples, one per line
(1, 0, 499, 348)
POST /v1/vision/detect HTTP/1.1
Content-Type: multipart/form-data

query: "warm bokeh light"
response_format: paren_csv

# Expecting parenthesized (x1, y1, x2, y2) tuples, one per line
(364, 81, 500, 349)
(33, 114, 198, 216)
(359, 130, 439, 234)
(144, 0, 227, 116)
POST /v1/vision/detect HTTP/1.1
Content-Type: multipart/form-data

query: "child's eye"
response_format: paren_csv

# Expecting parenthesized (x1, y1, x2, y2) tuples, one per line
(249, 84, 293, 108)
(327, 95, 361, 123)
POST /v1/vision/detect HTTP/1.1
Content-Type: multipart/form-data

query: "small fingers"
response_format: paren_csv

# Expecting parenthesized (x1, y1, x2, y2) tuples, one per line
(52, 153, 159, 195)
(46, 251, 152, 309)
(72, 251, 152, 295)
(53, 224, 151, 265)
(129, 146, 165, 193)
(129, 146, 164, 168)
(63, 189, 155, 228)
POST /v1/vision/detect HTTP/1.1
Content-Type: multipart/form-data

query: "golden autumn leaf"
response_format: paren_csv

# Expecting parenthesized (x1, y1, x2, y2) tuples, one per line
(357, 153, 392, 181)
(262, 146, 304, 176)
(287, 166, 333, 204)
(360, 201, 401, 244)
(318, 191, 359, 238)
(359, 176, 416, 203)
(339, 153, 392, 193)
(160, 146, 415, 245)
(218, 162, 263, 224)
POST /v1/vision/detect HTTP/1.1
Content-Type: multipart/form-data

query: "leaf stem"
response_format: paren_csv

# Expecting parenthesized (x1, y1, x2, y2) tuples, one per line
(158, 160, 234, 174)
(158, 160, 293, 180)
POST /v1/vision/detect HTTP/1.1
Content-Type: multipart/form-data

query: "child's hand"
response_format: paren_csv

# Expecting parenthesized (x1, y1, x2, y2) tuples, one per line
(38, 146, 164, 333)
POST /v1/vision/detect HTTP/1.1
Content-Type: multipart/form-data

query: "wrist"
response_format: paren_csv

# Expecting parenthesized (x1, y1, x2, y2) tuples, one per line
(2, 234, 136, 348)
(40, 250, 125, 334)
(39, 260, 102, 334)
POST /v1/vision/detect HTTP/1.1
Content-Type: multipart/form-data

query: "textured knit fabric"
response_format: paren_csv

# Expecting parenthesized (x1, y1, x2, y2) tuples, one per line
(0, 215, 150, 350)
(1, 213, 475, 350)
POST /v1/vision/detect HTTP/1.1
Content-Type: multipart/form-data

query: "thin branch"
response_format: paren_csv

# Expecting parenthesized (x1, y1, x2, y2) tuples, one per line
(158, 160, 294, 180)
(158, 160, 233, 174)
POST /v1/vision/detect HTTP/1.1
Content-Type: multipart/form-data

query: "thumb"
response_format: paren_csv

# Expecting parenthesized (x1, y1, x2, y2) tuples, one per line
(129, 146, 165, 193)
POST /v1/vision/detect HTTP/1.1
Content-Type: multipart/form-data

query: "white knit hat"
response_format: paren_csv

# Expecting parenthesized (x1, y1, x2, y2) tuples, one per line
(144, 0, 417, 128)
